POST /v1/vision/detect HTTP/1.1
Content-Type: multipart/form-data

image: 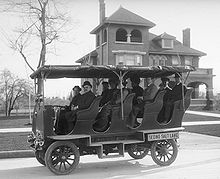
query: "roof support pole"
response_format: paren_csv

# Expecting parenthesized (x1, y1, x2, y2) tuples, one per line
(112, 70, 128, 120)
(182, 71, 190, 111)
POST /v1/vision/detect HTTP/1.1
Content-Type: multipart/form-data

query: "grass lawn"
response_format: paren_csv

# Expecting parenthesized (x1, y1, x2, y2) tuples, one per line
(0, 117, 31, 129)
(0, 132, 30, 151)
(183, 113, 220, 122)
(0, 116, 31, 151)
(184, 125, 220, 137)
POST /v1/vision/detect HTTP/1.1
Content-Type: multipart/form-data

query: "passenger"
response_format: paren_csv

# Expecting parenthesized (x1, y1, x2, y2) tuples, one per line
(101, 81, 109, 96)
(171, 73, 187, 102)
(159, 74, 186, 124)
(93, 79, 118, 131)
(114, 79, 130, 104)
(65, 81, 95, 132)
(100, 81, 109, 106)
(94, 79, 129, 131)
(158, 77, 172, 101)
(77, 81, 96, 110)
(129, 77, 158, 128)
(130, 76, 143, 105)
(100, 78, 118, 106)
(157, 77, 173, 123)
(142, 77, 158, 103)
(122, 79, 130, 95)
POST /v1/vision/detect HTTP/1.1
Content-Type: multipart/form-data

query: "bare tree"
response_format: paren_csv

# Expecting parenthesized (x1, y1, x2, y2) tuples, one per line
(0, 69, 34, 116)
(6, 0, 70, 71)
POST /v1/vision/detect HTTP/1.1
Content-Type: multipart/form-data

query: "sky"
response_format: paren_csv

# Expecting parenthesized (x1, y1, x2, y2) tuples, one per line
(0, 0, 220, 97)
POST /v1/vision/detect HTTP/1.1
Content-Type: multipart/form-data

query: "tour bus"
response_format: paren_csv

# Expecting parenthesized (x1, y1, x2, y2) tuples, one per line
(28, 65, 194, 175)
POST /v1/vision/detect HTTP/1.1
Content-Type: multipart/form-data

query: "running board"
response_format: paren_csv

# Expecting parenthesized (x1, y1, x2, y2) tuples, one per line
(96, 143, 124, 159)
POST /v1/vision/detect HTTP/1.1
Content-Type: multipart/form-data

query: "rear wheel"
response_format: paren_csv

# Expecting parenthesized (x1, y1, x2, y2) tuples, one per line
(128, 143, 149, 159)
(45, 141, 80, 175)
(151, 139, 178, 166)
(35, 150, 45, 166)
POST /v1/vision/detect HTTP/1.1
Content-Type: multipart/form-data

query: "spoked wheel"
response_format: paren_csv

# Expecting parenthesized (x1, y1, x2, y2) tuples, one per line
(151, 139, 178, 166)
(128, 143, 150, 159)
(35, 150, 46, 166)
(45, 141, 80, 175)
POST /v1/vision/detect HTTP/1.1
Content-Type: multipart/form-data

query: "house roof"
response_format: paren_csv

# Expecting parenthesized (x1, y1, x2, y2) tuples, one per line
(153, 32, 176, 40)
(149, 33, 206, 56)
(91, 7, 155, 34)
(75, 50, 97, 63)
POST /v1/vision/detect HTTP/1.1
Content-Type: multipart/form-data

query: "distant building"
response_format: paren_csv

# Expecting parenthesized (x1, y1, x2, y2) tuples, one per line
(76, 0, 214, 109)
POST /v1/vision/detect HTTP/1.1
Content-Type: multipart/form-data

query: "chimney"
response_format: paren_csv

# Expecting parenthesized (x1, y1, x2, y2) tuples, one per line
(99, 0, 105, 23)
(183, 28, 190, 47)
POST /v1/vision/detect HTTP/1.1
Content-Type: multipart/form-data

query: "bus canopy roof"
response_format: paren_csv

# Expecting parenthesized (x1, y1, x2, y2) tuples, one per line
(30, 65, 195, 79)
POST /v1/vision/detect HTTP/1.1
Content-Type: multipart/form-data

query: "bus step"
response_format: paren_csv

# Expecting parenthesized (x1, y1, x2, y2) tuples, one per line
(97, 143, 124, 159)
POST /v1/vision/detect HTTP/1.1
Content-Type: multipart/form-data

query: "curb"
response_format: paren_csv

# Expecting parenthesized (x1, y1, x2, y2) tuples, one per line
(0, 150, 35, 159)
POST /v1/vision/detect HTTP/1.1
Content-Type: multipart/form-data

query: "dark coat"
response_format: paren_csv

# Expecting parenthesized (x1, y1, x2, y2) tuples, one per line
(171, 83, 187, 102)
(143, 83, 158, 102)
(69, 94, 81, 107)
(100, 88, 118, 106)
(78, 91, 96, 110)
(158, 86, 172, 102)
(131, 85, 143, 105)
(100, 89, 111, 106)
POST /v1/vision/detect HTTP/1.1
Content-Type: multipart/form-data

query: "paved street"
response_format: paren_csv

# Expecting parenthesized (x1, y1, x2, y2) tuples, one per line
(0, 132, 220, 179)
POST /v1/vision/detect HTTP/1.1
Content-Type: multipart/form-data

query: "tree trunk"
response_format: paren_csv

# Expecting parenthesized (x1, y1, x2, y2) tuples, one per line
(38, 1, 47, 68)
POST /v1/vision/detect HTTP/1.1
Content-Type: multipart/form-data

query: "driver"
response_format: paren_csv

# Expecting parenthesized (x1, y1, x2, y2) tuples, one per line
(69, 86, 81, 110)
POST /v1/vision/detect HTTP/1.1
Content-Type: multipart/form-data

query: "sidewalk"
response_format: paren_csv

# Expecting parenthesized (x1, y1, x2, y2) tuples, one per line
(186, 110, 220, 118)
(0, 128, 31, 133)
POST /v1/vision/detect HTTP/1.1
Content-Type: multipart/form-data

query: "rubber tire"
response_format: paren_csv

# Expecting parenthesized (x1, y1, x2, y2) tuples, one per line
(128, 143, 149, 159)
(151, 139, 178, 166)
(35, 150, 46, 166)
(45, 141, 80, 175)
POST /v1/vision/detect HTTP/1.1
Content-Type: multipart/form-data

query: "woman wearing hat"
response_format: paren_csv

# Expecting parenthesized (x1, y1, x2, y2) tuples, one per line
(69, 86, 82, 110)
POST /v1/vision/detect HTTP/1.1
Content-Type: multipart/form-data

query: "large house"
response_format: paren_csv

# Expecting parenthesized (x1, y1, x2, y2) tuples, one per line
(76, 0, 214, 109)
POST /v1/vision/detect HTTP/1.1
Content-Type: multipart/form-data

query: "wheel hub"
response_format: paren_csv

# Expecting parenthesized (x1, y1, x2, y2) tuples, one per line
(160, 147, 168, 155)
(61, 155, 66, 160)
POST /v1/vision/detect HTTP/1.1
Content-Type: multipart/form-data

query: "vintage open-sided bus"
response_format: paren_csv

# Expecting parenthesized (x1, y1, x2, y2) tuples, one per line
(28, 65, 194, 175)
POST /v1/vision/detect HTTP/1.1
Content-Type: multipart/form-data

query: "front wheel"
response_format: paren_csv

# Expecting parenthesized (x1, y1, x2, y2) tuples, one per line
(128, 143, 149, 159)
(151, 139, 178, 166)
(35, 150, 46, 166)
(45, 141, 80, 175)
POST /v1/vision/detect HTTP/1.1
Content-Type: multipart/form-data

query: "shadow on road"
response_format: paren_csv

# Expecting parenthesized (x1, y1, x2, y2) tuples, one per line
(1, 156, 220, 178)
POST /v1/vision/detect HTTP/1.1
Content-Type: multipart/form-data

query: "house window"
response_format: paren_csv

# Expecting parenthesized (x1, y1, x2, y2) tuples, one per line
(162, 39, 173, 49)
(131, 29, 142, 43)
(116, 54, 142, 66)
(96, 34, 100, 47)
(116, 28, 127, 42)
(172, 56, 181, 66)
(149, 55, 167, 66)
(103, 29, 107, 43)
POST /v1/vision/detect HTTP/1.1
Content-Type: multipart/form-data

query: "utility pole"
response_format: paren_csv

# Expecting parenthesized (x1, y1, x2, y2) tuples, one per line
(28, 89, 32, 124)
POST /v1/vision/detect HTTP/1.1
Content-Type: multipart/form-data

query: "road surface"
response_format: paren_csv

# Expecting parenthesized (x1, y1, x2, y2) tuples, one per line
(0, 132, 220, 179)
